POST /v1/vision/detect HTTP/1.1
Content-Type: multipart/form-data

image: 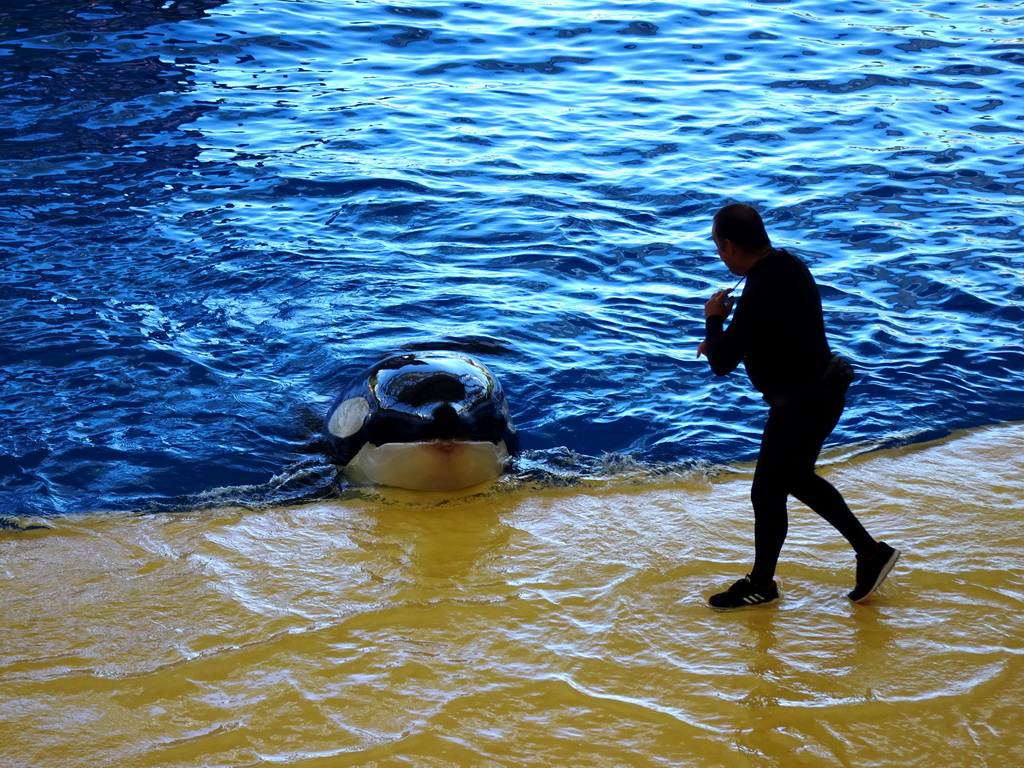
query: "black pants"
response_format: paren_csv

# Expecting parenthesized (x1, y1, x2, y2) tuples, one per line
(749, 376, 875, 584)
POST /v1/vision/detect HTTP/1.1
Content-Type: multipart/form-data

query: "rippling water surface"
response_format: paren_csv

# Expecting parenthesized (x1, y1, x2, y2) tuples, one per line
(2, 3, 1023, 764)
(2, 426, 1023, 766)
(2, 0, 1023, 514)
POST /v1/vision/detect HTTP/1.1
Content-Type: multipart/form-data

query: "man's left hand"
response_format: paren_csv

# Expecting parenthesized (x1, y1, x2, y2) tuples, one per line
(704, 289, 734, 319)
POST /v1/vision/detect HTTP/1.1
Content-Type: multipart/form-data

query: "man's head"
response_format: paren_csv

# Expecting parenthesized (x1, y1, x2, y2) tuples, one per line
(711, 203, 771, 275)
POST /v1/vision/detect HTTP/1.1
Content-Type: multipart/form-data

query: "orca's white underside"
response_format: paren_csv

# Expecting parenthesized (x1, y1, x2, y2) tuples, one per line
(345, 440, 510, 491)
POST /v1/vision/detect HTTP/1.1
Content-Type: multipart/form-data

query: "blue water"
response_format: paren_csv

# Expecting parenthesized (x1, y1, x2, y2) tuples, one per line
(1, 0, 1022, 516)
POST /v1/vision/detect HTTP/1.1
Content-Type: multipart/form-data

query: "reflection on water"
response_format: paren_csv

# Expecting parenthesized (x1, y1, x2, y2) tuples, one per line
(2, 2, 1021, 765)
(1, 0, 1023, 515)
(2, 424, 1021, 766)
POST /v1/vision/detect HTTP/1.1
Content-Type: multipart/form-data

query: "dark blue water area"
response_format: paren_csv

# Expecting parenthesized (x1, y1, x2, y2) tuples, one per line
(1, 0, 1022, 516)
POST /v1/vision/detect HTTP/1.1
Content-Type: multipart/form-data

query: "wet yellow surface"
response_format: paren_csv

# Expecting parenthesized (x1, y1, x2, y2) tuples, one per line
(2, 424, 1022, 767)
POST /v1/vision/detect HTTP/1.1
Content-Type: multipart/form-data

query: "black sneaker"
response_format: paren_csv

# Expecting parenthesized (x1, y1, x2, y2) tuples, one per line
(708, 575, 780, 609)
(848, 541, 900, 604)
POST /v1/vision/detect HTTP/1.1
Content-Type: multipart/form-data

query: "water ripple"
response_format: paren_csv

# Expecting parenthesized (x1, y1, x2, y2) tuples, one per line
(1, 0, 1022, 512)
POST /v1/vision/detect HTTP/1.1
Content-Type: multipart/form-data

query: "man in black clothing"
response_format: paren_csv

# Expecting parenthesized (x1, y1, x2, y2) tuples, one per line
(698, 203, 899, 609)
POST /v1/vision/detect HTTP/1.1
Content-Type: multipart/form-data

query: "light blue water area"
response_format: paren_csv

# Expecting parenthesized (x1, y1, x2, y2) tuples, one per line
(1, 0, 1022, 515)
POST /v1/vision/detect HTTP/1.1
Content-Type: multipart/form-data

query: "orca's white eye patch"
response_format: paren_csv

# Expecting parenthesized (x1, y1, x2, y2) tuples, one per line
(327, 397, 370, 438)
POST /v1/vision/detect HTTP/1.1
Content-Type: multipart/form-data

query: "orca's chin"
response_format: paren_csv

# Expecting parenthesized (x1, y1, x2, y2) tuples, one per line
(345, 440, 510, 491)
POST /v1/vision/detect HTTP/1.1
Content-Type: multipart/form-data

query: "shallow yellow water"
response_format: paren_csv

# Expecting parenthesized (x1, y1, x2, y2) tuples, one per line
(2, 424, 1022, 768)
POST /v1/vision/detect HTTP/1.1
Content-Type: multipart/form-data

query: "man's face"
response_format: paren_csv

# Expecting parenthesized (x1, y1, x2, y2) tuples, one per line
(711, 225, 743, 275)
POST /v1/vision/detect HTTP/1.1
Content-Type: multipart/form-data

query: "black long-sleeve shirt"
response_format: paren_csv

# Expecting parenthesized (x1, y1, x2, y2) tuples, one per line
(703, 248, 833, 397)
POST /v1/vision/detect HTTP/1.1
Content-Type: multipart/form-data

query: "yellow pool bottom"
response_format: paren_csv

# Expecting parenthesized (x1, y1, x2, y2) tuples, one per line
(2, 424, 1022, 767)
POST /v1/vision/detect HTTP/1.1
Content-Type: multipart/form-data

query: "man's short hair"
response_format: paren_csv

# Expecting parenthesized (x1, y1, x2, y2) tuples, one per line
(714, 204, 771, 251)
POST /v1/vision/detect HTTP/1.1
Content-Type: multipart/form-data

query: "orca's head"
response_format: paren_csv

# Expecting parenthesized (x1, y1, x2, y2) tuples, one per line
(323, 352, 518, 490)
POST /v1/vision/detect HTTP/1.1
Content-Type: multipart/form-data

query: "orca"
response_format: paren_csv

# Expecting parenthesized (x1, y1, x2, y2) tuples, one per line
(323, 351, 519, 491)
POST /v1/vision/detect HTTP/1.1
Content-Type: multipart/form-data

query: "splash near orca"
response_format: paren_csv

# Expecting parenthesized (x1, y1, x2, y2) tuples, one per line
(323, 352, 519, 491)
